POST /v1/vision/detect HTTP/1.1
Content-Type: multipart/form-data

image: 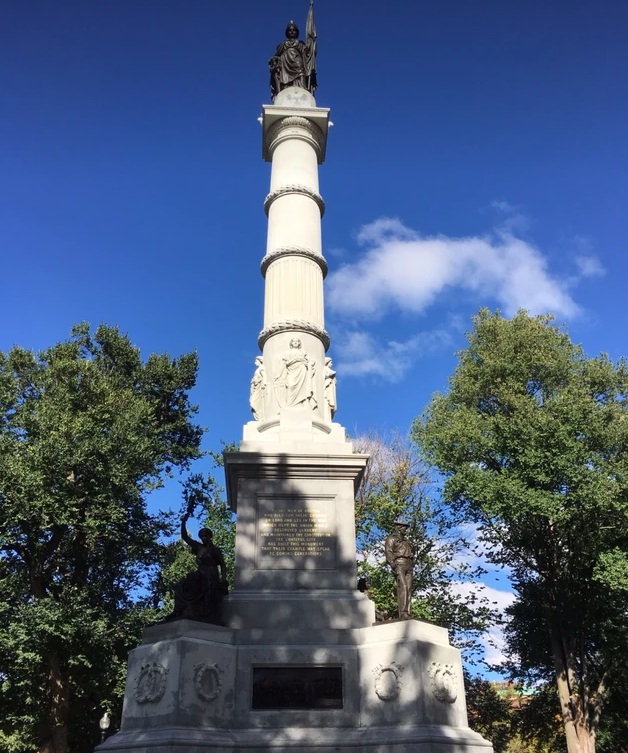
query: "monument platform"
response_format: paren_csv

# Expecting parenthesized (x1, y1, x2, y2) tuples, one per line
(99, 441, 491, 753)
(98, 619, 491, 753)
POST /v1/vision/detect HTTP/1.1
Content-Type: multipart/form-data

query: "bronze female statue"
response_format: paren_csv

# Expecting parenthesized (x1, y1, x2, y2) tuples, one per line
(269, 1, 317, 100)
(167, 511, 228, 625)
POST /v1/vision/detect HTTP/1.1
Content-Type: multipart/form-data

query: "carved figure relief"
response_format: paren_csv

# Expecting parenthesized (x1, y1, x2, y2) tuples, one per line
(428, 662, 458, 704)
(193, 663, 223, 703)
(323, 357, 336, 420)
(250, 356, 266, 421)
(372, 663, 403, 702)
(274, 338, 316, 409)
(134, 662, 168, 704)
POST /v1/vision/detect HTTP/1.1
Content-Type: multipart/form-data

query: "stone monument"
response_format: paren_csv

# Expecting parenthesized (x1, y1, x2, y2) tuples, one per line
(97, 5, 493, 752)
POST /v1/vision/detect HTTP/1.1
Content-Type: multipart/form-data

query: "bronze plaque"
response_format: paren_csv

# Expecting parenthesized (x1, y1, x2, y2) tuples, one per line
(252, 666, 343, 710)
(256, 498, 336, 569)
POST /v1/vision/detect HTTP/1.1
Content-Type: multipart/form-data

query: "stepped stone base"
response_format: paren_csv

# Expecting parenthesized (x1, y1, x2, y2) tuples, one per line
(97, 619, 492, 753)
(101, 725, 491, 753)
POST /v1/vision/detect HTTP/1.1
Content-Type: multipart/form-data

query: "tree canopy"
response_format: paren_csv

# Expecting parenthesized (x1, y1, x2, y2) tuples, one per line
(0, 324, 203, 753)
(413, 310, 628, 753)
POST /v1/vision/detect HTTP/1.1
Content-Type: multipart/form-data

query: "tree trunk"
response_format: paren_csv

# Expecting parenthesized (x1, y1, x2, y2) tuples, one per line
(549, 623, 596, 753)
(40, 652, 71, 753)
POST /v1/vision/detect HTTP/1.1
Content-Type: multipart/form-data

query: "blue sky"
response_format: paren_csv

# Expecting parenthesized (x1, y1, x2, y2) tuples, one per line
(3, 1, 627, 648)
(3, 0, 626, 445)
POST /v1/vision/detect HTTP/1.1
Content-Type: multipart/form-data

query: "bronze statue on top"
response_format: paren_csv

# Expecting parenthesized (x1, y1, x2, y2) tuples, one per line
(269, 0, 317, 100)
(165, 508, 228, 625)
(385, 522, 414, 620)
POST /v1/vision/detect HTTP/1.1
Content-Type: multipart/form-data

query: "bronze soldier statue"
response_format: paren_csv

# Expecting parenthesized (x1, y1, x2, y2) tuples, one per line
(385, 522, 414, 620)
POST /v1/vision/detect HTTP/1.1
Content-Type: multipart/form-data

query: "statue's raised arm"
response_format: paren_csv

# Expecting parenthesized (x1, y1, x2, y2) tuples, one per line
(269, 1, 317, 100)
(180, 510, 196, 549)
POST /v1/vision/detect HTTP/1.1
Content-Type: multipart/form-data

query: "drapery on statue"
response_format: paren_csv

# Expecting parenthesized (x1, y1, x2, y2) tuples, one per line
(250, 355, 266, 421)
(166, 509, 228, 625)
(269, 0, 317, 100)
(324, 357, 337, 420)
(274, 338, 316, 409)
(385, 522, 414, 620)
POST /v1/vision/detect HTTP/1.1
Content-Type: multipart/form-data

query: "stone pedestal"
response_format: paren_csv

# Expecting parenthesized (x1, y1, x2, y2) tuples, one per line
(99, 441, 492, 753)
(223, 449, 374, 630)
(99, 620, 491, 753)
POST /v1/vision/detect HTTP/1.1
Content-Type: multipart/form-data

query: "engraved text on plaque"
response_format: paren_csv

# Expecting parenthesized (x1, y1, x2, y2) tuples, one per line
(256, 498, 336, 569)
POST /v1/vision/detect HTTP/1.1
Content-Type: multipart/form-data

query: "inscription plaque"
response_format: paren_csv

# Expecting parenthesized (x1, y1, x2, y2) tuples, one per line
(256, 498, 336, 569)
(252, 666, 343, 710)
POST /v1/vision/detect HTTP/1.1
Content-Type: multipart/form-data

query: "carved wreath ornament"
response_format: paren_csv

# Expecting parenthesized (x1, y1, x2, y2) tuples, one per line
(134, 662, 168, 704)
(258, 319, 330, 350)
(428, 662, 458, 704)
(372, 663, 403, 701)
(193, 663, 223, 703)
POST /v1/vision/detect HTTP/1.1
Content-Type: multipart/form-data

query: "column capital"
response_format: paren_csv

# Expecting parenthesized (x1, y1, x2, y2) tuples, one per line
(262, 102, 330, 163)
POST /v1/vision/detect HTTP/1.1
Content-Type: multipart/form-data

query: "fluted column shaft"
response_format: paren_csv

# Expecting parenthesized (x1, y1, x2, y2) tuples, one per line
(251, 89, 331, 431)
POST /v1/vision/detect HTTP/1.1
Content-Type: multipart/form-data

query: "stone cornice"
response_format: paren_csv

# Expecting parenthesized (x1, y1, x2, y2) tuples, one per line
(261, 246, 328, 278)
(258, 320, 330, 351)
(264, 184, 325, 217)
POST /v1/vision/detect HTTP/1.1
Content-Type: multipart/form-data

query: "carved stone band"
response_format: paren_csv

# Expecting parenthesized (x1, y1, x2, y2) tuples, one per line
(264, 185, 326, 217)
(261, 247, 328, 278)
(265, 116, 326, 158)
(258, 320, 330, 351)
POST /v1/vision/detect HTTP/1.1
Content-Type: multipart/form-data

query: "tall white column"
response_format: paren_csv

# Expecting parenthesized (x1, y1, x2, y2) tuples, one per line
(227, 87, 371, 630)
(242, 87, 348, 451)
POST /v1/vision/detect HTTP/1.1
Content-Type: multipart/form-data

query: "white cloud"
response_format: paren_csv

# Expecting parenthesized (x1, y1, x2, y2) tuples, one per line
(450, 580, 516, 669)
(491, 200, 519, 214)
(328, 217, 598, 321)
(574, 254, 605, 279)
(489, 200, 529, 233)
(334, 327, 453, 382)
(452, 580, 516, 613)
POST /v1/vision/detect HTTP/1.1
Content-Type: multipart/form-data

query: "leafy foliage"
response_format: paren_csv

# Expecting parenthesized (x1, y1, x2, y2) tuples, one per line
(0, 324, 203, 753)
(465, 675, 514, 753)
(414, 309, 628, 753)
(466, 675, 568, 753)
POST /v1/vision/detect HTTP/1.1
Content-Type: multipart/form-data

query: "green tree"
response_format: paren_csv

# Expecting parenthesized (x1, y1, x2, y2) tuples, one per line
(354, 433, 495, 658)
(0, 324, 203, 753)
(464, 675, 514, 753)
(594, 671, 628, 753)
(413, 310, 628, 753)
(512, 682, 566, 753)
(465, 676, 566, 753)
